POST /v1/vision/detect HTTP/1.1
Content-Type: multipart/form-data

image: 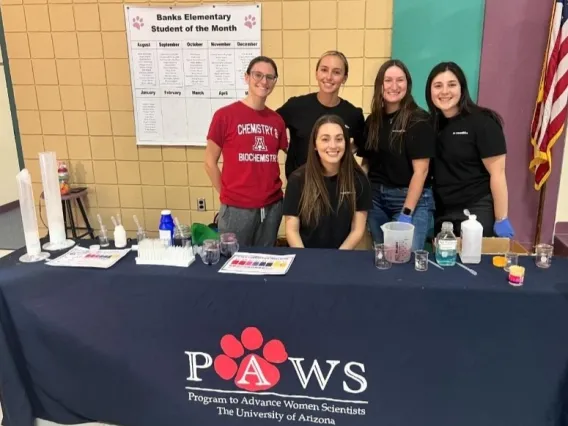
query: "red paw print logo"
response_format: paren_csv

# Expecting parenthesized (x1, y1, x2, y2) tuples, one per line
(133, 16, 144, 30)
(214, 327, 288, 392)
(244, 15, 256, 29)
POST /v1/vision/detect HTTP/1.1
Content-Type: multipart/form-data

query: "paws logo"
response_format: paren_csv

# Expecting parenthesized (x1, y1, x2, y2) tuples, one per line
(244, 15, 256, 29)
(185, 327, 368, 395)
(132, 16, 144, 30)
(214, 327, 288, 391)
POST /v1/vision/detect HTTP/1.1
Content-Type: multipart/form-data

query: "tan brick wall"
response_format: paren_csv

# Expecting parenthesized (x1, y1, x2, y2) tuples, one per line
(1, 0, 392, 237)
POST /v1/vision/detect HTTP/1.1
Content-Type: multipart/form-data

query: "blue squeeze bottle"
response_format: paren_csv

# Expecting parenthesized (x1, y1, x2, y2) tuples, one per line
(159, 210, 175, 245)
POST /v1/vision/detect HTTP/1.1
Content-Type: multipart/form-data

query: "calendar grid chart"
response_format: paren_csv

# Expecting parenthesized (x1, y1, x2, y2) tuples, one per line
(157, 40, 186, 143)
(130, 40, 163, 143)
(184, 40, 211, 145)
(124, 4, 262, 146)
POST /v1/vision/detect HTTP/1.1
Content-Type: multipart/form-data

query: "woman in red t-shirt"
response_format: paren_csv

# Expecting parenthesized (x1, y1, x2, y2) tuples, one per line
(204, 56, 288, 247)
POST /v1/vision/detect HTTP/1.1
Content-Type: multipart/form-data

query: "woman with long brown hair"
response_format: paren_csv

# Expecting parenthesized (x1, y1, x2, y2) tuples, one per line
(354, 59, 436, 250)
(283, 114, 371, 249)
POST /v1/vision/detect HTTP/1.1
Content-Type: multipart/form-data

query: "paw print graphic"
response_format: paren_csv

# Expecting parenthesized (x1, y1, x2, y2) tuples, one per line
(132, 16, 144, 30)
(244, 15, 256, 29)
(214, 327, 288, 392)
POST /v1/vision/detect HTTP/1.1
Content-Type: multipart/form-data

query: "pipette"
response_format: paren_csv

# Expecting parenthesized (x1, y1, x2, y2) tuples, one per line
(174, 217, 184, 238)
(133, 214, 146, 243)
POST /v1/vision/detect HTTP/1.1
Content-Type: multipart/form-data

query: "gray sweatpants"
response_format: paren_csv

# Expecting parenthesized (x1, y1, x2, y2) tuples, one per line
(217, 200, 283, 247)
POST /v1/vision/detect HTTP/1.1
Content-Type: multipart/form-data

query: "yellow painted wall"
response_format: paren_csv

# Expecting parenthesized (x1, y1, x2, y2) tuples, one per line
(1, 0, 391, 236)
(0, 64, 21, 206)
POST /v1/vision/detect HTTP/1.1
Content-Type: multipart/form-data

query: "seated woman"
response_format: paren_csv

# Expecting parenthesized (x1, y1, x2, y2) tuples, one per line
(425, 61, 515, 237)
(283, 114, 372, 249)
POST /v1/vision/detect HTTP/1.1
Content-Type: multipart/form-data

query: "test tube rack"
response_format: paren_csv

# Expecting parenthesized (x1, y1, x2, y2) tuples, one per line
(135, 238, 195, 267)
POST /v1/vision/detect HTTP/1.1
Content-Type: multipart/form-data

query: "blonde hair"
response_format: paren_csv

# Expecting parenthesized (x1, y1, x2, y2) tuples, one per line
(315, 50, 349, 77)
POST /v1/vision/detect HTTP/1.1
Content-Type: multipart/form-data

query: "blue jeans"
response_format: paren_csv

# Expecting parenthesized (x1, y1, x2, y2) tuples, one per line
(368, 185, 435, 251)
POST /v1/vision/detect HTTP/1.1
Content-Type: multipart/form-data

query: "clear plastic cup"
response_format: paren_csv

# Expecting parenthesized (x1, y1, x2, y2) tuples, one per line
(414, 250, 428, 272)
(504, 252, 518, 272)
(374, 243, 392, 270)
(535, 244, 553, 268)
(98, 226, 110, 248)
(220, 233, 239, 258)
(201, 239, 221, 265)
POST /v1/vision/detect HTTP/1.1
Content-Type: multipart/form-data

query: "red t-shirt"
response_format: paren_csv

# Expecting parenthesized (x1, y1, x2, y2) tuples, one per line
(207, 101, 288, 209)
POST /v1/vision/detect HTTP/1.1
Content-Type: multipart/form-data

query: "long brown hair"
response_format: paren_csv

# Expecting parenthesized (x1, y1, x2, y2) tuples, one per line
(298, 115, 362, 227)
(366, 59, 424, 152)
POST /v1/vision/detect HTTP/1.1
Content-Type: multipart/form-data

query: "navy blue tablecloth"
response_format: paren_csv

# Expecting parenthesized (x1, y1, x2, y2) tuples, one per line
(1, 245, 568, 426)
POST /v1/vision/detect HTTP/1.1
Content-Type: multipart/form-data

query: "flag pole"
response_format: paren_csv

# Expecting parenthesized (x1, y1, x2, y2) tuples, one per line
(533, 182, 547, 247)
(531, 0, 557, 249)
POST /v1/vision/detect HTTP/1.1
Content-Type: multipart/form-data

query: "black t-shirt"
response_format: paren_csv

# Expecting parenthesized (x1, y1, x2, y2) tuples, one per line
(433, 111, 507, 208)
(354, 110, 436, 187)
(283, 168, 372, 249)
(277, 93, 366, 178)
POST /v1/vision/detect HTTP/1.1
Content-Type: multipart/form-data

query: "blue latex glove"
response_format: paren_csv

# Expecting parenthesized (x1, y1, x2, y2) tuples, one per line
(398, 213, 413, 224)
(494, 218, 515, 238)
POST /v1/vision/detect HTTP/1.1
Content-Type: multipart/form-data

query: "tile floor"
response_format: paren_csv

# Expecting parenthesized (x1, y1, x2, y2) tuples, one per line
(0, 207, 25, 250)
(0, 250, 13, 259)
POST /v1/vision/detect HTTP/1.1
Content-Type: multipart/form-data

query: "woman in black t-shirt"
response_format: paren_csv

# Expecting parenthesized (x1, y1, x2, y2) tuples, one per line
(354, 59, 436, 251)
(283, 114, 372, 249)
(425, 61, 515, 238)
(277, 51, 366, 179)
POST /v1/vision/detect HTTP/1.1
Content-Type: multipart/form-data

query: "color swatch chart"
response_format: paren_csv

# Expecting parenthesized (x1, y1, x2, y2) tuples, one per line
(218, 252, 295, 275)
(46, 246, 131, 269)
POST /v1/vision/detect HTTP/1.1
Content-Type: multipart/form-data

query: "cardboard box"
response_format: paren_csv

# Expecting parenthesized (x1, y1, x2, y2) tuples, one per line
(434, 237, 529, 255)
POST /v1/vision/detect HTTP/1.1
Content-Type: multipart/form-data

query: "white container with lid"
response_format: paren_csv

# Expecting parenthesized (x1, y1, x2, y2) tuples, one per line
(460, 210, 483, 264)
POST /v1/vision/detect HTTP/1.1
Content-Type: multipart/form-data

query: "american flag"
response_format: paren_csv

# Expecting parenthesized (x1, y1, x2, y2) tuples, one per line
(530, 0, 568, 190)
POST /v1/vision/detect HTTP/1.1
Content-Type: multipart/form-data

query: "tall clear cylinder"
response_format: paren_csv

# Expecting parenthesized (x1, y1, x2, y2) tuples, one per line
(39, 152, 74, 251)
(16, 169, 50, 262)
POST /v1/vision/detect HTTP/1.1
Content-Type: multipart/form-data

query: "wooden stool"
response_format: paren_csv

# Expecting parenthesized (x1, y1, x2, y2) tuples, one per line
(41, 187, 95, 240)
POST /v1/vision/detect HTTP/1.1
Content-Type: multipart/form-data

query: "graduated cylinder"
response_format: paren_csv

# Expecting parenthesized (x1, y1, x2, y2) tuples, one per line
(39, 152, 74, 251)
(16, 169, 50, 262)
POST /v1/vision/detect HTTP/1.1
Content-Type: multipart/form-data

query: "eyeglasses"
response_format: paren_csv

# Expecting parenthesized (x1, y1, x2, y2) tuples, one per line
(250, 71, 278, 83)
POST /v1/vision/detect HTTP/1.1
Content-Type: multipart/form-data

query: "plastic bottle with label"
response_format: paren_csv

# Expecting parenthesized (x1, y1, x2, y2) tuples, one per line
(159, 210, 175, 246)
(435, 221, 458, 266)
(460, 211, 483, 264)
(114, 224, 127, 248)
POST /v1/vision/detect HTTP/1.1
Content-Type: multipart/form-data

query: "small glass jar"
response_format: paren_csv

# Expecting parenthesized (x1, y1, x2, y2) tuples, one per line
(173, 224, 192, 248)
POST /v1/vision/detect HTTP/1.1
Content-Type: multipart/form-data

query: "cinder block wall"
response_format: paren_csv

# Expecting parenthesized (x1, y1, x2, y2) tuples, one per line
(1, 0, 392, 237)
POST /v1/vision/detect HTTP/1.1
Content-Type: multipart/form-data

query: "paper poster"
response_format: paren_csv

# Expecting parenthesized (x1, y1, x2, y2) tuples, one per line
(218, 252, 296, 275)
(124, 4, 262, 146)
